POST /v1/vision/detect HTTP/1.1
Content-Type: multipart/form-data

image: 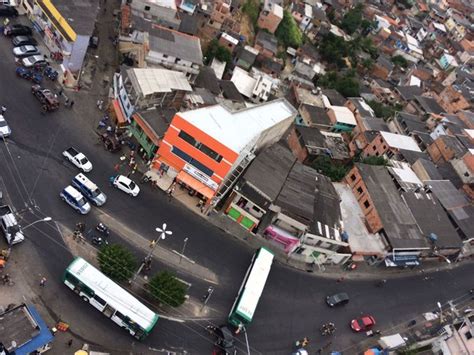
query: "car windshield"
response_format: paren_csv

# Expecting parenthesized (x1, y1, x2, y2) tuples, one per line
(0, 121, 7, 128)
(128, 181, 136, 190)
(90, 189, 100, 198)
(80, 157, 88, 164)
(19, 45, 27, 51)
(78, 197, 87, 206)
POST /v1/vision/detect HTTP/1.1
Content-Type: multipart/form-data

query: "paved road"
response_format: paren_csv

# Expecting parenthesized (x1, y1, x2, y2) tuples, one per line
(1, 28, 473, 355)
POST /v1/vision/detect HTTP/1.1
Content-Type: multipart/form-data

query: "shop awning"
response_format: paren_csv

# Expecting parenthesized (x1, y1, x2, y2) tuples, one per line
(112, 99, 127, 125)
(176, 171, 216, 200)
(385, 254, 420, 268)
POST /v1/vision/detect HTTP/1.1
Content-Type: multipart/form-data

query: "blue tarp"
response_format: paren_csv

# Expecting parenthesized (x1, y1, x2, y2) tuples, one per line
(15, 305, 54, 355)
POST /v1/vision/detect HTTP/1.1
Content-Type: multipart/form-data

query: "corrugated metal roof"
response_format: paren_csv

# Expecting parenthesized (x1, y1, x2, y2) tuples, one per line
(128, 68, 192, 97)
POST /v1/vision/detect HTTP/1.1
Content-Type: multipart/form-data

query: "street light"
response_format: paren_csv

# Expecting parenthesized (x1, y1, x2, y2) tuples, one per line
(23, 217, 52, 230)
(179, 237, 189, 264)
(133, 223, 173, 281)
(437, 301, 443, 323)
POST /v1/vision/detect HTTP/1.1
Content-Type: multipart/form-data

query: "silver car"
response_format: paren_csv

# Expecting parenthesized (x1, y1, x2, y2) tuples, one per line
(13, 45, 40, 57)
(22, 54, 47, 68)
(0, 115, 11, 138)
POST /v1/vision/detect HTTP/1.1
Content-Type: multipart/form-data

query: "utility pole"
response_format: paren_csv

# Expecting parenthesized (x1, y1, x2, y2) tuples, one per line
(179, 237, 188, 264)
(133, 223, 172, 281)
(201, 286, 214, 310)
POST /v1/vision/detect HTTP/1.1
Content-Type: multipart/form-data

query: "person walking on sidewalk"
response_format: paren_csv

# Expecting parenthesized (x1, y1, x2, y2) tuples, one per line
(39, 277, 47, 287)
(67, 339, 73, 347)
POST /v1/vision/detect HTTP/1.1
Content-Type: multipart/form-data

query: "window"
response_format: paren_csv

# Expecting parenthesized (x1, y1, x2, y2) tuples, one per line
(372, 145, 377, 151)
(94, 295, 107, 306)
(357, 187, 363, 194)
(382, 145, 387, 150)
(363, 200, 370, 208)
(178, 130, 223, 162)
(171, 146, 214, 177)
(144, 5, 150, 11)
(162, 54, 168, 58)
(350, 174, 356, 181)
(465, 331, 472, 340)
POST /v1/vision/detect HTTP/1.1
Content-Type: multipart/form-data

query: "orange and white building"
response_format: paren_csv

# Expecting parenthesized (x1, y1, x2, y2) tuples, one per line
(150, 99, 297, 205)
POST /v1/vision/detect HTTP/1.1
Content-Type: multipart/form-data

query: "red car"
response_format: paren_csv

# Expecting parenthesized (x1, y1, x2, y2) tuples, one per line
(350, 315, 376, 332)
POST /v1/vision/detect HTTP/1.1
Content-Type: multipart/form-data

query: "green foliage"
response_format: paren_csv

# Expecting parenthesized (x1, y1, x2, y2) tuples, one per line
(149, 271, 187, 307)
(360, 156, 389, 166)
(98, 244, 137, 282)
(275, 10, 303, 48)
(367, 100, 403, 120)
(362, 58, 374, 71)
(340, 4, 364, 34)
(311, 155, 350, 182)
(391, 55, 409, 68)
(317, 70, 360, 98)
(318, 33, 351, 68)
(242, 0, 260, 28)
(204, 39, 232, 65)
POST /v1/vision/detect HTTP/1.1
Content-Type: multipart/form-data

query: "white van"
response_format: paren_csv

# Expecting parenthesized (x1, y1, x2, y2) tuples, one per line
(72, 173, 107, 206)
(60, 185, 91, 214)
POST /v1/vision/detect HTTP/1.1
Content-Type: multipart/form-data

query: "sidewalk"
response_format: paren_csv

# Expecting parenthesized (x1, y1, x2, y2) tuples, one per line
(168, 187, 467, 280)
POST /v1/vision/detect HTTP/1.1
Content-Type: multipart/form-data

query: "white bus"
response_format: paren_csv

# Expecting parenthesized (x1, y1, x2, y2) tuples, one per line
(228, 247, 274, 327)
(63, 257, 158, 339)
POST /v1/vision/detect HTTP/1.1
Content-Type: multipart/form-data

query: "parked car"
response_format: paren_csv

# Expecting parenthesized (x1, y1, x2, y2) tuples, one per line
(350, 315, 376, 332)
(0, 5, 18, 17)
(13, 45, 40, 58)
(12, 35, 37, 47)
(4, 24, 32, 36)
(22, 55, 47, 68)
(60, 185, 91, 214)
(111, 175, 140, 197)
(0, 115, 11, 138)
(31, 84, 60, 111)
(326, 292, 350, 307)
(62, 147, 93, 172)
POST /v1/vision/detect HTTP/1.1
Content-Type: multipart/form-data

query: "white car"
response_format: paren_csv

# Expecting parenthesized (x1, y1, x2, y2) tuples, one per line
(62, 147, 93, 173)
(0, 115, 11, 138)
(13, 45, 40, 57)
(22, 54, 47, 68)
(111, 175, 140, 197)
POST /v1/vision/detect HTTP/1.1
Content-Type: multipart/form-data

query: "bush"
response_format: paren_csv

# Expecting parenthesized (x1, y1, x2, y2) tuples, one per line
(149, 271, 187, 307)
(318, 33, 350, 68)
(98, 244, 137, 282)
(242, 0, 260, 28)
(275, 10, 303, 48)
(204, 39, 232, 65)
(311, 155, 350, 182)
(360, 156, 390, 166)
(316, 70, 360, 98)
(367, 101, 402, 120)
(391, 55, 408, 68)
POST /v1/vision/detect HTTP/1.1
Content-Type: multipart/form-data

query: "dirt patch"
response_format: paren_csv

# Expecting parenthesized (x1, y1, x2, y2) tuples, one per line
(240, 13, 255, 45)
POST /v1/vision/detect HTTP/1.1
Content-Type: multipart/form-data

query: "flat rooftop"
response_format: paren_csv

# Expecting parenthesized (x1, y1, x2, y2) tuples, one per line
(178, 98, 297, 153)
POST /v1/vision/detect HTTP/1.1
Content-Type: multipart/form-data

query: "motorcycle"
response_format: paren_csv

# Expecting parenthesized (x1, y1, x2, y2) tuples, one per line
(43, 66, 58, 81)
(96, 222, 110, 236)
(344, 262, 357, 271)
(91, 235, 108, 246)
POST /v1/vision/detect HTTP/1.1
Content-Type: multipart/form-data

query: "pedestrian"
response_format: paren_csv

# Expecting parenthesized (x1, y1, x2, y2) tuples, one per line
(65, 97, 69, 106)
(40, 277, 47, 287)
(69, 100, 74, 108)
(58, 88, 63, 97)
(67, 339, 73, 347)
(1, 105, 6, 114)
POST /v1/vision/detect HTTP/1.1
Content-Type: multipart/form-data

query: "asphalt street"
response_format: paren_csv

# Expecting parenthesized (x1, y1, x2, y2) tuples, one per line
(1, 28, 473, 355)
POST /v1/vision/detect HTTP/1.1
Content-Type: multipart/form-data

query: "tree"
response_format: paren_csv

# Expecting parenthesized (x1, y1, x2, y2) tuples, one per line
(316, 70, 360, 98)
(391, 55, 408, 68)
(149, 271, 187, 307)
(98, 244, 137, 282)
(360, 156, 389, 166)
(275, 10, 303, 48)
(367, 100, 402, 120)
(362, 58, 374, 71)
(340, 4, 364, 34)
(318, 33, 350, 68)
(204, 39, 232, 65)
(311, 155, 350, 182)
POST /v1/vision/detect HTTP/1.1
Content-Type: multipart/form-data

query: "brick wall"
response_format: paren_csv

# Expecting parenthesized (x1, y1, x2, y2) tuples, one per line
(286, 127, 308, 162)
(362, 133, 390, 158)
(345, 166, 383, 233)
(427, 137, 454, 164)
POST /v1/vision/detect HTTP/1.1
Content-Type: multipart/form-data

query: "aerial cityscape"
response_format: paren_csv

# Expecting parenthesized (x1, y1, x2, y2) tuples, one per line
(0, 0, 473, 354)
